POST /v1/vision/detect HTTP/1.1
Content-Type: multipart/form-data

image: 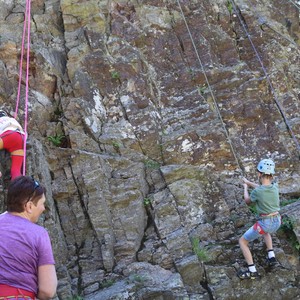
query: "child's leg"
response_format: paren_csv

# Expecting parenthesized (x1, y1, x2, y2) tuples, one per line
(263, 233, 273, 250)
(239, 236, 254, 265)
(238, 224, 261, 278)
(263, 233, 276, 259)
(238, 235, 259, 278)
(10, 155, 23, 180)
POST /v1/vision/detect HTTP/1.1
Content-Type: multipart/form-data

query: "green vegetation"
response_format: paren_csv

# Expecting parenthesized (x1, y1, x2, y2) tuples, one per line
(143, 197, 151, 207)
(143, 159, 160, 170)
(198, 84, 207, 95)
(280, 216, 295, 232)
(280, 198, 299, 207)
(111, 70, 120, 79)
(127, 274, 147, 288)
(100, 279, 115, 289)
(161, 129, 168, 136)
(67, 296, 83, 300)
(227, 0, 233, 14)
(191, 237, 210, 262)
(53, 105, 64, 118)
(248, 204, 257, 215)
(132, 274, 146, 283)
(188, 68, 196, 81)
(48, 133, 65, 147)
(279, 216, 300, 252)
(112, 141, 121, 150)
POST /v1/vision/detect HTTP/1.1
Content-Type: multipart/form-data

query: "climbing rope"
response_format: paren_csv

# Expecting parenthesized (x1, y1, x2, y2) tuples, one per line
(176, 0, 244, 173)
(228, 0, 300, 156)
(288, 0, 300, 10)
(15, 0, 31, 174)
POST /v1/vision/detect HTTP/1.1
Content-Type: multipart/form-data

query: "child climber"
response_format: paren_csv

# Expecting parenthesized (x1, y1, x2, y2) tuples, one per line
(238, 158, 281, 279)
(0, 110, 25, 180)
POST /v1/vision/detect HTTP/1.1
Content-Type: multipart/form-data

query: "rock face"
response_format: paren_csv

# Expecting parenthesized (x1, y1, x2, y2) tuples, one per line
(0, 0, 300, 299)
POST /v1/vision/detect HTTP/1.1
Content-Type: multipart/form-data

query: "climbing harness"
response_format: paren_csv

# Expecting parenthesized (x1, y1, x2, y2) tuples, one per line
(176, 0, 244, 173)
(253, 222, 266, 235)
(228, 0, 300, 157)
(14, 0, 32, 175)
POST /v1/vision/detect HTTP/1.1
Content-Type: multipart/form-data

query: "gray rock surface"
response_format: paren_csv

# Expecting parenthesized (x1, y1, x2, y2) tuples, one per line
(0, 0, 300, 299)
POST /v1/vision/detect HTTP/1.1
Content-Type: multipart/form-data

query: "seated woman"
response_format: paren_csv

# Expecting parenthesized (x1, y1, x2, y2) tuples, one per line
(0, 110, 25, 180)
(0, 176, 57, 299)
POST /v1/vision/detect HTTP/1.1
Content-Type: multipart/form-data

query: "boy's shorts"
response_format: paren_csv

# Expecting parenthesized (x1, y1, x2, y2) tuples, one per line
(243, 214, 281, 241)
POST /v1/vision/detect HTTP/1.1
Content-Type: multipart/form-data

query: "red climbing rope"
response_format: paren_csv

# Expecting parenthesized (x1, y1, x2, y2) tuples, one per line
(15, 0, 31, 175)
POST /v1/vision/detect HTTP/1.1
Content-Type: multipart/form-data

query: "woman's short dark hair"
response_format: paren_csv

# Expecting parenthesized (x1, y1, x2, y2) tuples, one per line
(7, 176, 46, 213)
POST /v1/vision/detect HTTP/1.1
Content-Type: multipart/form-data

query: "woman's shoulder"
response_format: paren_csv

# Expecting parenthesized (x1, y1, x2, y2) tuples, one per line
(27, 219, 49, 233)
(3, 213, 48, 233)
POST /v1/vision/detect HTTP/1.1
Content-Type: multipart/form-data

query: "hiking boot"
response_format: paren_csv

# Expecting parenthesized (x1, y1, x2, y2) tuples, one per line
(267, 257, 278, 267)
(237, 269, 260, 280)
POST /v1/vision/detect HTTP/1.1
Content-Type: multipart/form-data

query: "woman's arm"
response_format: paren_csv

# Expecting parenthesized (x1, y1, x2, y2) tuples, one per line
(37, 264, 57, 300)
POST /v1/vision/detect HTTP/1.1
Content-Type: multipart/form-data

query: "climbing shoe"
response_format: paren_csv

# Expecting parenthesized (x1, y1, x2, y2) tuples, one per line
(267, 257, 278, 267)
(237, 269, 259, 280)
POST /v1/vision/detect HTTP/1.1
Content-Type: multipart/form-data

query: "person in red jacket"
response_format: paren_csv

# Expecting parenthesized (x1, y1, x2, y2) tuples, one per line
(0, 110, 25, 179)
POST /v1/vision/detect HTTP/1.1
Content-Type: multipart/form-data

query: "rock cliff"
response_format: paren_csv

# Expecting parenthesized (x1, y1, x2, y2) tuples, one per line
(0, 0, 300, 299)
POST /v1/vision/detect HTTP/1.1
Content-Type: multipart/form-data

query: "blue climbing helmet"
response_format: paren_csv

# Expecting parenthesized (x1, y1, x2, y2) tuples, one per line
(257, 159, 275, 175)
(0, 110, 7, 118)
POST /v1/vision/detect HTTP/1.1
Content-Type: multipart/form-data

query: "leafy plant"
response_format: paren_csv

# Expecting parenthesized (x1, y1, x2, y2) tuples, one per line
(280, 198, 299, 207)
(100, 279, 115, 288)
(191, 237, 210, 262)
(161, 129, 168, 136)
(132, 274, 146, 283)
(188, 68, 196, 81)
(280, 216, 295, 232)
(48, 134, 65, 147)
(53, 105, 64, 117)
(227, 0, 233, 14)
(143, 159, 160, 170)
(67, 296, 83, 300)
(249, 204, 257, 215)
(143, 197, 151, 206)
(111, 70, 120, 79)
(126, 274, 147, 289)
(198, 84, 207, 95)
(279, 216, 300, 252)
(112, 141, 121, 151)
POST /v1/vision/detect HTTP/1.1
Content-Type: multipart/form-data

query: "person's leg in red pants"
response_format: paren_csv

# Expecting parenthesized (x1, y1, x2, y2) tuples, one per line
(10, 155, 24, 179)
